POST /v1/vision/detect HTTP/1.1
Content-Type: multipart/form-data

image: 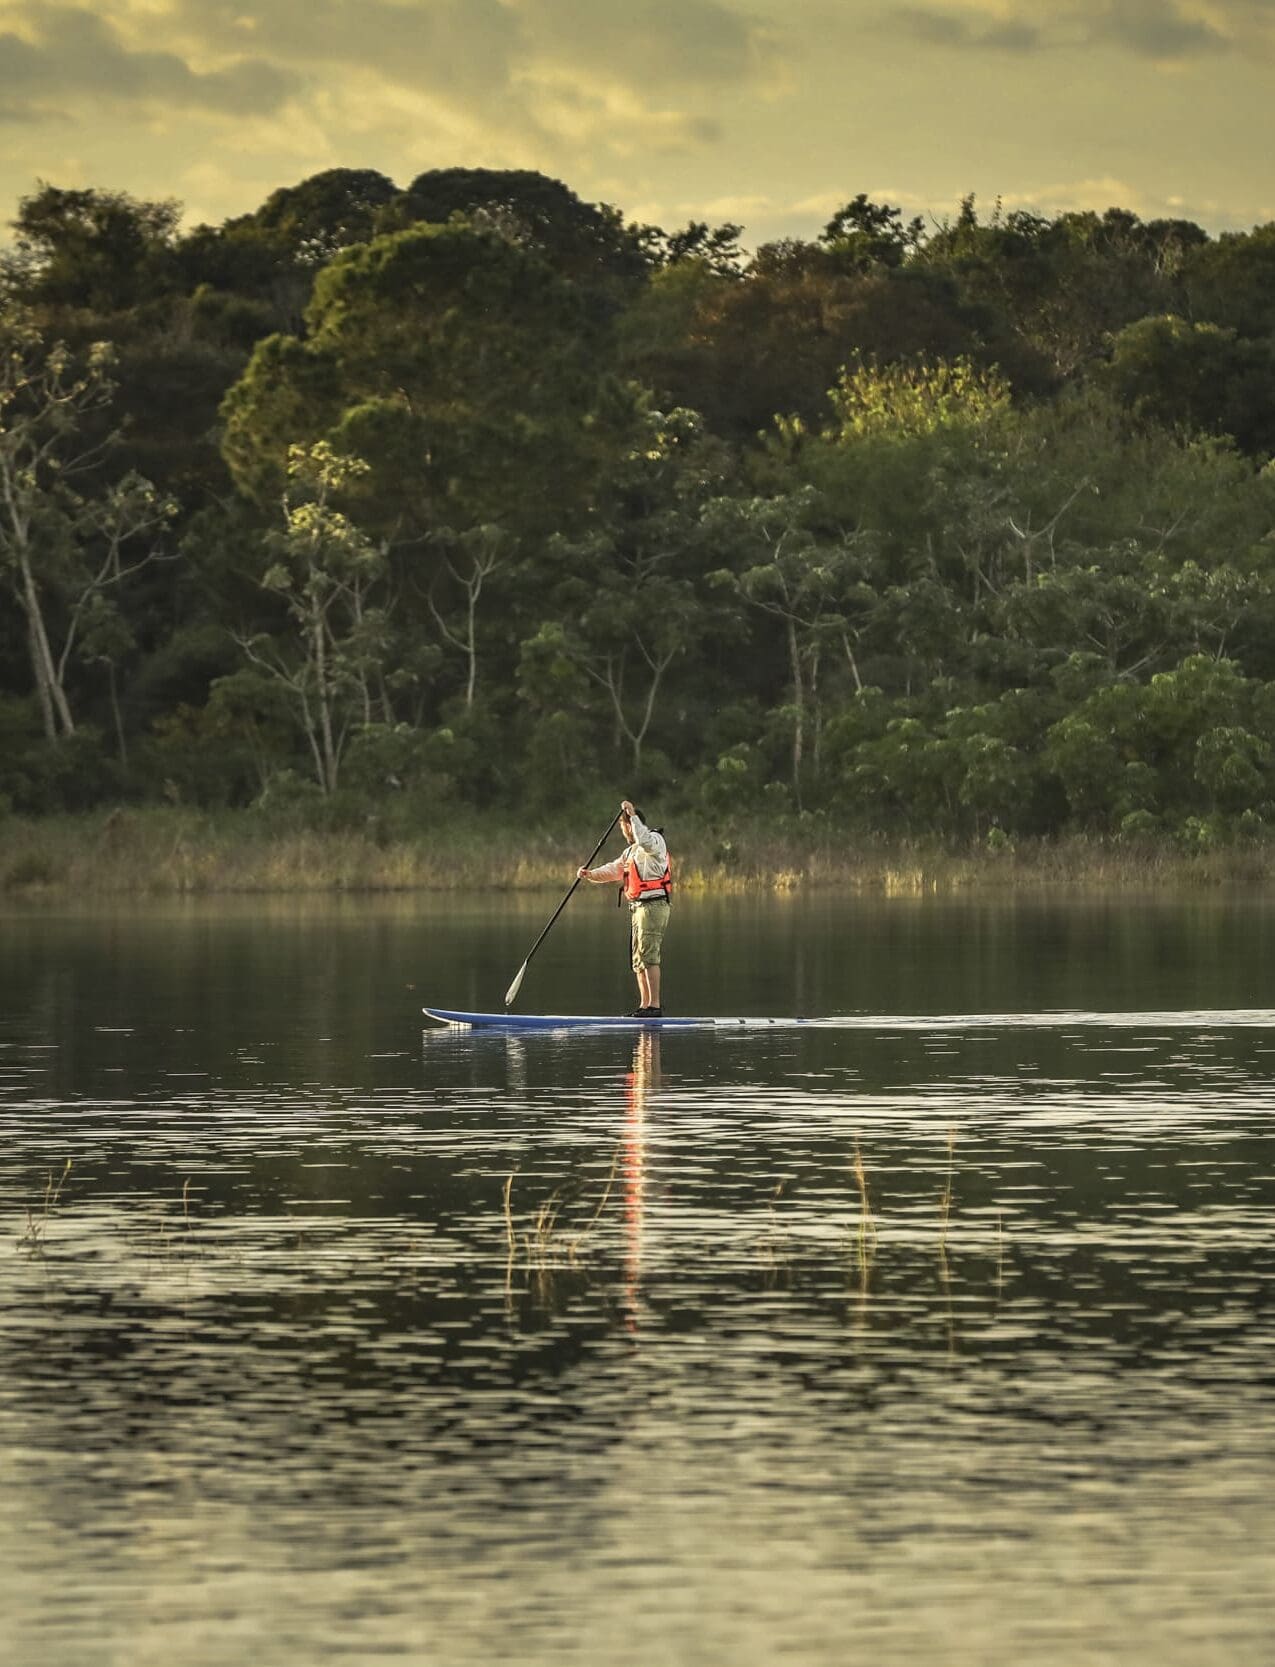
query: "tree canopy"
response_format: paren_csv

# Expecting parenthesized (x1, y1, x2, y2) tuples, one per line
(5, 169, 1275, 850)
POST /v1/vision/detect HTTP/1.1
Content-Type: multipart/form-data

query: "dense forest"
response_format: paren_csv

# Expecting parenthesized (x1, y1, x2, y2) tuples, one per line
(4, 166, 1275, 849)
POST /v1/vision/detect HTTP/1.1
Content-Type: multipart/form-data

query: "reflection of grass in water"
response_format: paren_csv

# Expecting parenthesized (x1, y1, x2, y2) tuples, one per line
(844, 1134, 1011, 1316)
(531, 1194, 562, 1260)
(20, 1159, 72, 1253)
(567, 1150, 621, 1263)
(850, 1142, 877, 1274)
(938, 1127, 956, 1243)
(938, 1127, 955, 1240)
(937, 1127, 956, 1287)
(760, 1179, 792, 1278)
(995, 1209, 1005, 1294)
(502, 1171, 516, 1257)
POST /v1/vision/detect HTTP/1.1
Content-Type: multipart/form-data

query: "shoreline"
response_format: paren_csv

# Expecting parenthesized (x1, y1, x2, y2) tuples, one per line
(3, 807, 1274, 897)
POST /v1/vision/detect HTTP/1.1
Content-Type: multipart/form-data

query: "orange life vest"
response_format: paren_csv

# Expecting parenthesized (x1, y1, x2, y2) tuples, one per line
(623, 849, 672, 904)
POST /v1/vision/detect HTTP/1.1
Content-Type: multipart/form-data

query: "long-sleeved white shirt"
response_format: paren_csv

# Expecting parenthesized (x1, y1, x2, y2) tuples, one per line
(592, 811, 669, 887)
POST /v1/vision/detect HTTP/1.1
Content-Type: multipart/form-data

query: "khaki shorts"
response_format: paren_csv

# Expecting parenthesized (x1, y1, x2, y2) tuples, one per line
(630, 899, 670, 970)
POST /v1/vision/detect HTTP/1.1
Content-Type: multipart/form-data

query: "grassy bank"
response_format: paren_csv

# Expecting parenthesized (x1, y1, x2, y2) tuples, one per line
(2, 806, 1274, 896)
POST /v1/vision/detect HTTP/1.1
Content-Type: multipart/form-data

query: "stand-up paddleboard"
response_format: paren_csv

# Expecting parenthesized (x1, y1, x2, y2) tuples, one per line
(423, 1007, 806, 1031)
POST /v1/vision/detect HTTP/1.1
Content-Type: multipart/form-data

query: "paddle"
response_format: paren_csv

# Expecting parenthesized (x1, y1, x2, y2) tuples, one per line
(503, 810, 624, 1007)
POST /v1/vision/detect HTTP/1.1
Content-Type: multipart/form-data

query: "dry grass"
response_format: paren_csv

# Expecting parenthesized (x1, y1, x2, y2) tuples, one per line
(19, 1158, 72, 1253)
(3, 807, 1275, 896)
(502, 1150, 623, 1303)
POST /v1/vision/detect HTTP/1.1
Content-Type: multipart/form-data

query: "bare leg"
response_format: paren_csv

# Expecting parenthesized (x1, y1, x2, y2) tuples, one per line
(647, 966, 661, 1008)
(636, 968, 653, 1008)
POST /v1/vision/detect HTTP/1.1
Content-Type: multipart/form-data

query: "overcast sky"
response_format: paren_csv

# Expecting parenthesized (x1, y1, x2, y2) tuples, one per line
(3, 0, 1274, 245)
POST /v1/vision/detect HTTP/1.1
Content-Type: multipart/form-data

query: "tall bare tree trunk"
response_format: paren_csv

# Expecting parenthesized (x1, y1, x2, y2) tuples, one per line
(313, 613, 338, 793)
(788, 615, 804, 804)
(18, 544, 75, 738)
(25, 607, 56, 741)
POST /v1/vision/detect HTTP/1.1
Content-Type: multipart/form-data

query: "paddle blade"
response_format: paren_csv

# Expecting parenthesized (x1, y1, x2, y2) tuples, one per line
(504, 962, 528, 1008)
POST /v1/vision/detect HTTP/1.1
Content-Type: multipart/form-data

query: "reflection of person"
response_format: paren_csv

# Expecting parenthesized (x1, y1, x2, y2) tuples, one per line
(578, 798, 671, 1017)
(623, 1030, 657, 1330)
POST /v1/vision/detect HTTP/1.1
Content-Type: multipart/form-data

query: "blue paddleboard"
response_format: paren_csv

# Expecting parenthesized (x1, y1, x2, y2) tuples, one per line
(423, 1007, 805, 1031)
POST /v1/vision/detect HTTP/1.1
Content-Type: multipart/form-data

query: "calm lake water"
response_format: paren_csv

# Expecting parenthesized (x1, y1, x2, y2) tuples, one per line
(1, 889, 1273, 1666)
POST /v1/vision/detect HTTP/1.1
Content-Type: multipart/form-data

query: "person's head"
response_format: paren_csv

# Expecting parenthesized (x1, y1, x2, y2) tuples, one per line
(622, 806, 645, 839)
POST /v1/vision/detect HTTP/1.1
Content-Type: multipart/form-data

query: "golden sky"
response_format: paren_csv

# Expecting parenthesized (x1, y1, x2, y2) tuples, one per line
(2, 0, 1273, 243)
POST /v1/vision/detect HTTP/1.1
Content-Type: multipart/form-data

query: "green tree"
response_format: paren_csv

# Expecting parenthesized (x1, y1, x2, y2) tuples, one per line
(919, 197, 1202, 379)
(707, 248, 989, 440)
(386, 168, 647, 288)
(827, 352, 1010, 441)
(1104, 315, 1275, 457)
(820, 194, 926, 269)
(529, 409, 731, 775)
(175, 170, 399, 335)
(425, 523, 513, 710)
(704, 488, 877, 800)
(637, 219, 746, 278)
(4, 185, 180, 313)
(1042, 655, 1272, 833)
(1184, 223, 1275, 338)
(245, 169, 398, 268)
(222, 223, 615, 535)
(233, 443, 388, 794)
(0, 311, 174, 741)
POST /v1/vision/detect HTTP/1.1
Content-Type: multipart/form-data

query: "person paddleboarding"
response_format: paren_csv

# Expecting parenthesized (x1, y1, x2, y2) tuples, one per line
(578, 799, 672, 1017)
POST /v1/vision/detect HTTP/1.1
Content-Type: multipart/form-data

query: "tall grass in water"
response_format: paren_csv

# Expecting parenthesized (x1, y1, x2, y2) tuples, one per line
(0, 808, 591, 895)
(7, 806, 1275, 895)
(20, 1159, 72, 1252)
(502, 1149, 622, 1303)
(139, 1177, 204, 1263)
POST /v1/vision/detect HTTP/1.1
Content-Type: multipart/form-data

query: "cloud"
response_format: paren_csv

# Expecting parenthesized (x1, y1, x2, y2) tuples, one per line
(882, 0, 1241, 61)
(1091, 0, 1231, 56)
(685, 193, 775, 219)
(515, 68, 722, 155)
(888, 6, 1042, 50)
(518, 0, 783, 89)
(165, 0, 524, 104)
(33, 0, 773, 163)
(155, 0, 779, 110)
(7, 0, 1271, 252)
(0, 3, 300, 122)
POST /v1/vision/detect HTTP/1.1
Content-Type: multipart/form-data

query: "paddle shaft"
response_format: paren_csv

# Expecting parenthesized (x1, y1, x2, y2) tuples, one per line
(504, 810, 623, 1006)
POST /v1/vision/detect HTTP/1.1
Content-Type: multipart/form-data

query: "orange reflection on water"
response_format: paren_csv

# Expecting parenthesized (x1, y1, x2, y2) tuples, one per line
(623, 1030, 658, 1330)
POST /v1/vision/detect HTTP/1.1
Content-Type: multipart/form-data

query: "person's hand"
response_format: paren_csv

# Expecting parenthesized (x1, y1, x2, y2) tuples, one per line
(577, 866, 590, 879)
(620, 799, 635, 817)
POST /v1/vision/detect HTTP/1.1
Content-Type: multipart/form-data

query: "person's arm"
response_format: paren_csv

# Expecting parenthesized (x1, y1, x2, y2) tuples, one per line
(579, 855, 625, 883)
(626, 809, 661, 855)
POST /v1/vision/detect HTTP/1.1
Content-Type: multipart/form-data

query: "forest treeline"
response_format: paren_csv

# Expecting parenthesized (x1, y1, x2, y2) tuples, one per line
(4, 165, 1275, 849)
